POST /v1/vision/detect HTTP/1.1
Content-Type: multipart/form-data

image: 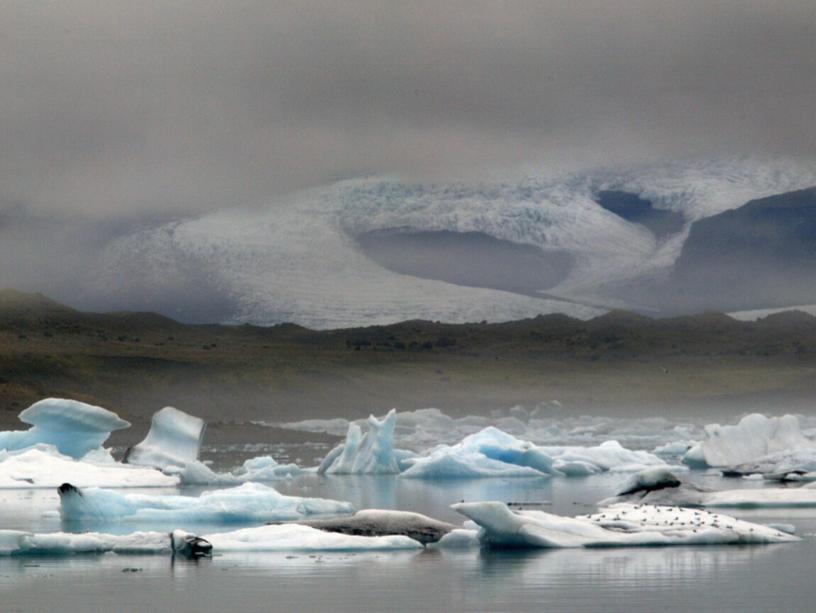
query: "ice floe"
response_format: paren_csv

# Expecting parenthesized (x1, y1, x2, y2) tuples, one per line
(317, 410, 415, 475)
(453, 501, 800, 548)
(602, 467, 816, 508)
(58, 482, 354, 524)
(0, 446, 178, 489)
(0, 529, 181, 556)
(0, 398, 130, 459)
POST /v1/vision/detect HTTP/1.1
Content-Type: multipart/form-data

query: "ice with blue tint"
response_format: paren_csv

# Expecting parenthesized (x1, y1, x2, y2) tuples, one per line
(0, 445, 178, 489)
(398, 428, 665, 479)
(125, 406, 205, 470)
(0, 398, 130, 459)
(318, 410, 415, 475)
(235, 456, 308, 480)
(453, 501, 800, 548)
(59, 481, 354, 524)
(0, 529, 179, 556)
(203, 524, 423, 552)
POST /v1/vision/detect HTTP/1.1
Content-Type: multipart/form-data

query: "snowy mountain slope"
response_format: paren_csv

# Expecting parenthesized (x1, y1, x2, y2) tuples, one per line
(97, 157, 816, 328)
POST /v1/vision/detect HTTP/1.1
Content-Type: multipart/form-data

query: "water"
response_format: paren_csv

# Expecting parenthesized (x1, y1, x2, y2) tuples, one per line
(1, 472, 816, 612)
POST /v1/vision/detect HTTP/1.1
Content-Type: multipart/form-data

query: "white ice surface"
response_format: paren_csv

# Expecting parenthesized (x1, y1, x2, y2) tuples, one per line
(59, 482, 354, 524)
(698, 414, 815, 468)
(454, 501, 799, 548)
(0, 398, 130, 459)
(0, 446, 178, 489)
(125, 407, 208, 475)
(0, 529, 176, 556)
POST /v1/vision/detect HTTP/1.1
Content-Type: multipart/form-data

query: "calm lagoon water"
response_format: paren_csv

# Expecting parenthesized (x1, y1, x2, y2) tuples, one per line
(2, 472, 816, 612)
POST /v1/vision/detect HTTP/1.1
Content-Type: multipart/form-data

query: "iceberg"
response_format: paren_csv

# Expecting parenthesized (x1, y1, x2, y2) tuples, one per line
(122, 406, 240, 485)
(601, 467, 816, 508)
(0, 524, 420, 556)
(200, 524, 424, 552)
(234, 455, 307, 480)
(124, 406, 206, 471)
(453, 501, 799, 548)
(693, 414, 815, 468)
(399, 428, 664, 479)
(0, 529, 184, 556)
(58, 481, 354, 524)
(0, 446, 178, 489)
(318, 410, 415, 475)
(0, 398, 130, 459)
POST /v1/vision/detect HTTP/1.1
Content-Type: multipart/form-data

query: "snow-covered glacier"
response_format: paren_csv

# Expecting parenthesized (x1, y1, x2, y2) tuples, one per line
(96, 157, 816, 328)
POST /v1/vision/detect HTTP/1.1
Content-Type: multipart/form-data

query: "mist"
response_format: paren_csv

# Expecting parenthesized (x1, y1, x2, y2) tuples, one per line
(1, 1, 815, 319)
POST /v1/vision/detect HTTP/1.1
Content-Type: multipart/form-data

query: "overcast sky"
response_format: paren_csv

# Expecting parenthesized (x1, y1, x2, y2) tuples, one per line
(0, 0, 814, 223)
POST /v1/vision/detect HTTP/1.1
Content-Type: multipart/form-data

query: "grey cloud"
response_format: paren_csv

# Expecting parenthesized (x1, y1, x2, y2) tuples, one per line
(0, 0, 813, 222)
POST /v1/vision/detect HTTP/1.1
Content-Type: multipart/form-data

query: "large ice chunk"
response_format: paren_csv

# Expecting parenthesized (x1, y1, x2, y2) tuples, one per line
(0, 529, 178, 556)
(601, 467, 816, 508)
(399, 427, 664, 479)
(697, 414, 815, 468)
(124, 406, 205, 471)
(58, 481, 354, 524)
(0, 398, 130, 459)
(203, 523, 423, 552)
(318, 410, 414, 475)
(453, 501, 799, 548)
(0, 446, 178, 489)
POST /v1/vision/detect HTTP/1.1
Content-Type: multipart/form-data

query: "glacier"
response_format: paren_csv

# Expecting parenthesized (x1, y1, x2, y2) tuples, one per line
(96, 157, 816, 328)
(58, 482, 354, 525)
(453, 501, 799, 548)
(0, 398, 130, 459)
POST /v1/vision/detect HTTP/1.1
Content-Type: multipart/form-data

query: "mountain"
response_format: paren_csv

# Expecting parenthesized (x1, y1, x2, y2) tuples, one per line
(671, 187, 816, 311)
(2, 291, 816, 428)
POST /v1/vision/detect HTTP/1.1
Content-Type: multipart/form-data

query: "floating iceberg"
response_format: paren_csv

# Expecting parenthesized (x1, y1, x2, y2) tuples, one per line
(234, 456, 307, 480)
(0, 446, 178, 489)
(0, 398, 130, 459)
(58, 482, 354, 524)
(318, 410, 415, 475)
(688, 414, 816, 469)
(200, 524, 424, 553)
(0, 529, 186, 556)
(0, 523, 420, 556)
(399, 428, 664, 479)
(601, 467, 816, 508)
(401, 450, 549, 479)
(453, 501, 799, 548)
